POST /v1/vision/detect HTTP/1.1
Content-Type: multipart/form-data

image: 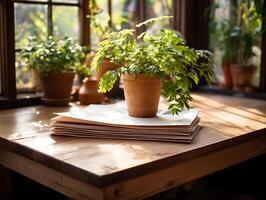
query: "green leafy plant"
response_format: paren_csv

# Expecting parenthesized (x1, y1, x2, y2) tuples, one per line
(22, 36, 90, 77)
(208, 2, 234, 64)
(231, 0, 263, 64)
(208, 0, 263, 65)
(91, 16, 215, 115)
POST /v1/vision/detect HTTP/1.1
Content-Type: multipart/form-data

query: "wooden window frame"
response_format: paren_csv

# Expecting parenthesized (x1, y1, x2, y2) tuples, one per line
(173, 0, 266, 95)
(1, 0, 264, 109)
(0, 0, 90, 109)
(0, 0, 148, 109)
(260, 1, 266, 92)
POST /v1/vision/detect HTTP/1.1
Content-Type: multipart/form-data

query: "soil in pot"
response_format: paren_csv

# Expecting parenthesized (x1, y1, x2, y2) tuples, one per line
(41, 72, 74, 106)
(122, 73, 162, 118)
(230, 64, 256, 92)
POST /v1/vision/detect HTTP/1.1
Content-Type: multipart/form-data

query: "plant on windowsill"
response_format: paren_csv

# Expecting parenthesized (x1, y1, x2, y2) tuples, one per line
(85, 0, 126, 100)
(230, 0, 263, 92)
(22, 36, 90, 106)
(91, 16, 215, 117)
(86, 0, 116, 78)
(208, 2, 234, 89)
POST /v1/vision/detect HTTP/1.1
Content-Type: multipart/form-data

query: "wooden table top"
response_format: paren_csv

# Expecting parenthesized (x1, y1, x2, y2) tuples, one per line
(0, 93, 266, 199)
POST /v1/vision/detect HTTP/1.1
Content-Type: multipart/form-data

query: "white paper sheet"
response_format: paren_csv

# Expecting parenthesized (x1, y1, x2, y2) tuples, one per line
(55, 101, 199, 127)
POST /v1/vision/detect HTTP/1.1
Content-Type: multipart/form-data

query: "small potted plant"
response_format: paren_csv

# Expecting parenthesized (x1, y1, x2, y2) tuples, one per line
(83, 0, 123, 100)
(87, 0, 119, 81)
(208, 2, 234, 89)
(230, 0, 263, 92)
(91, 16, 215, 117)
(22, 36, 90, 106)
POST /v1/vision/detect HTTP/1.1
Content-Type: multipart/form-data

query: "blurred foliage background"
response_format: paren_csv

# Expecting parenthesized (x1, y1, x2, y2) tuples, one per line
(14, 0, 171, 91)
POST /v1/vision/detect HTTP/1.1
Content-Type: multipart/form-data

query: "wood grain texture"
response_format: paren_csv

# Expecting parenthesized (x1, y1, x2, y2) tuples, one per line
(0, 149, 103, 200)
(0, 93, 265, 199)
(103, 135, 266, 199)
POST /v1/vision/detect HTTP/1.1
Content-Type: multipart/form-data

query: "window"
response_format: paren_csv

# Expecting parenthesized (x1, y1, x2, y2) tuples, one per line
(14, 0, 80, 92)
(0, 0, 88, 108)
(89, 0, 173, 49)
(0, 0, 265, 109)
(209, 0, 263, 90)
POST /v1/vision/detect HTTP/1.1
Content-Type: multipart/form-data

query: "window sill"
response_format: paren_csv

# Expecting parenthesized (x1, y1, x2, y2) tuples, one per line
(195, 85, 266, 100)
(0, 93, 42, 110)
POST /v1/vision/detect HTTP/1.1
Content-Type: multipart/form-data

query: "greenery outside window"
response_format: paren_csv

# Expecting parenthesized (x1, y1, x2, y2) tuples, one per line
(14, 0, 80, 92)
(0, 0, 265, 109)
(208, 0, 265, 94)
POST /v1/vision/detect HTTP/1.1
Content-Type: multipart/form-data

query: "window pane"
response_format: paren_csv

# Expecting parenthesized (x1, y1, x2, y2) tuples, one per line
(112, 0, 144, 30)
(147, 0, 172, 18)
(16, 52, 41, 92)
(15, 3, 47, 91)
(209, 0, 262, 88)
(146, 0, 173, 27)
(53, 6, 79, 42)
(14, 3, 47, 49)
(16, 0, 47, 2)
(111, 0, 172, 35)
(52, 0, 78, 3)
(209, 0, 230, 85)
(90, 0, 109, 49)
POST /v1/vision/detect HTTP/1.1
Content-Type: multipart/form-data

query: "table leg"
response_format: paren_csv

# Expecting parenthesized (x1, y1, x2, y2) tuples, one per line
(0, 165, 13, 200)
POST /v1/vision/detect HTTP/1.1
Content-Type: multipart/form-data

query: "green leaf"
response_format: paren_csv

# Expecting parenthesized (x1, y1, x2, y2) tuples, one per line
(136, 16, 173, 28)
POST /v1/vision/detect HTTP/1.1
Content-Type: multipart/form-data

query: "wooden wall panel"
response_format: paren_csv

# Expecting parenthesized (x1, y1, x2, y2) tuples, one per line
(173, 0, 210, 49)
(0, 0, 16, 99)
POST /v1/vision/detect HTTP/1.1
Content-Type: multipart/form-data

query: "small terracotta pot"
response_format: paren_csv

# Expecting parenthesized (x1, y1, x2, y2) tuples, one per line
(222, 63, 232, 89)
(96, 58, 118, 81)
(122, 73, 162, 118)
(230, 64, 256, 90)
(96, 58, 121, 98)
(41, 72, 74, 99)
(79, 77, 104, 105)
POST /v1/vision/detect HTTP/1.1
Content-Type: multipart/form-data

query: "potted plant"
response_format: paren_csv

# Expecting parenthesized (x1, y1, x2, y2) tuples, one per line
(91, 16, 215, 117)
(22, 36, 90, 106)
(208, 2, 234, 89)
(87, 0, 118, 80)
(85, 0, 127, 99)
(230, 0, 263, 92)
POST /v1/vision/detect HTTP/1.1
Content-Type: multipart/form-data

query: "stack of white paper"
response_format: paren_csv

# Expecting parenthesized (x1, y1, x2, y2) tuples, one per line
(51, 102, 200, 143)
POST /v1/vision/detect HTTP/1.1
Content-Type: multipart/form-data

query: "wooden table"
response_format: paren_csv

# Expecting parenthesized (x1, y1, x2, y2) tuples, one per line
(0, 93, 265, 200)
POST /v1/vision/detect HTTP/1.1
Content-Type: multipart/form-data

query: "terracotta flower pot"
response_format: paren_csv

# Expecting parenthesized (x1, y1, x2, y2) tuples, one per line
(122, 73, 162, 118)
(41, 72, 74, 106)
(222, 63, 232, 89)
(96, 58, 121, 98)
(79, 77, 105, 105)
(230, 64, 256, 92)
(96, 58, 118, 81)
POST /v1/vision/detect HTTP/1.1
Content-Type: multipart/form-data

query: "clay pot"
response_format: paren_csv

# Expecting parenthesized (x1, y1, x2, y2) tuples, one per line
(96, 58, 122, 98)
(96, 58, 118, 81)
(40, 72, 74, 106)
(230, 64, 256, 92)
(222, 63, 232, 89)
(79, 77, 104, 105)
(122, 73, 162, 118)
